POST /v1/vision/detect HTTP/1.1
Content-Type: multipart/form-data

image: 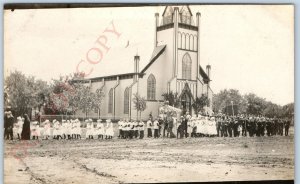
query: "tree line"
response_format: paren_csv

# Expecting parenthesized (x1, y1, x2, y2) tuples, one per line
(5, 70, 147, 120)
(212, 89, 294, 119)
(5, 70, 293, 120)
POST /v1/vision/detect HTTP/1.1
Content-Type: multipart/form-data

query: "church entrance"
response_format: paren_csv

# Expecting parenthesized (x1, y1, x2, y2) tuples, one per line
(181, 92, 192, 115)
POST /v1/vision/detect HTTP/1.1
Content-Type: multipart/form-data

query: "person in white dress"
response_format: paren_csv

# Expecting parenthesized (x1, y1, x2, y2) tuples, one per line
(71, 119, 76, 139)
(61, 120, 67, 139)
(207, 117, 218, 136)
(85, 119, 92, 139)
(43, 119, 51, 140)
(123, 119, 128, 139)
(53, 120, 62, 140)
(65, 120, 71, 139)
(95, 119, 103, 139)
(75, 119, 82, 139)
(153, 118, 160, 138)
(118, 119, 123, 139)
(16, 116, 24, 140)
(76, 119, 81, 139)
(105, 119, 114, 139)
(31, 121, 40, 140)
(187, 117, 194, 138)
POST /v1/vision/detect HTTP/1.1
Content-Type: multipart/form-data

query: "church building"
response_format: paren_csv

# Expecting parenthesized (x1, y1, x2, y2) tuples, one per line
(76, 5, 213, 120)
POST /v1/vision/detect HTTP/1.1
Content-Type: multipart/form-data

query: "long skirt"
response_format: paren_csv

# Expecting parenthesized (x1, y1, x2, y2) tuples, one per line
(147, 128, 152, 137)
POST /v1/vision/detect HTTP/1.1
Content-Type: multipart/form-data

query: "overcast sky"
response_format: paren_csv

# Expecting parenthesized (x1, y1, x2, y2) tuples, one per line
(4, 5, 294, 105)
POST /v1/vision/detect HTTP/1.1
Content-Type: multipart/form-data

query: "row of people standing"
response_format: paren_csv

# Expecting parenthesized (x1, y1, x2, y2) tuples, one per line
(10, 117, 115, 140)
(117, 116, 176, 139)
(215, 115, 291, 137)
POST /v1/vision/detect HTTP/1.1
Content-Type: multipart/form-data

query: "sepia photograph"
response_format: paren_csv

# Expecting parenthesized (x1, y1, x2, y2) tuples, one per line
(3, 4, 294, 183)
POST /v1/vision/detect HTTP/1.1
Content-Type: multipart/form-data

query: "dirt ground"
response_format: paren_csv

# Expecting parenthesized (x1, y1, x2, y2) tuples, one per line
(4, 128, 294, 184)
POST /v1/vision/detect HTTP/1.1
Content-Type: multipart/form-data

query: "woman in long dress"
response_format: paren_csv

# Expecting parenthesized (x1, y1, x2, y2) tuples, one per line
(16, 117, 24, 140)
(85, 119, 91, 139)
(187, 118, 194, 138)
(75, 119, 82, 139)
(21, 114, 31, 140)
(31, 121, 40, 140)
(65, 120, 71, 139)
(96, 119, 103, 139)
(207, 117, 217, 136)
(106, 119, 114, 139)
(43, 120, 51, 140)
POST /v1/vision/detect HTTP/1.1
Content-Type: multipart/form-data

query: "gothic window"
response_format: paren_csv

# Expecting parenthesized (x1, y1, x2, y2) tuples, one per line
(194, 35, 197, 51)
(182, 53, 192, 80)
(178, 32, 182, 49)
(190, 34, 193, 50)
(124, 87, 129, 114)
(108, 88, 113, 113)
(186, 34, 190, 50)
(147, 74, 156, 100)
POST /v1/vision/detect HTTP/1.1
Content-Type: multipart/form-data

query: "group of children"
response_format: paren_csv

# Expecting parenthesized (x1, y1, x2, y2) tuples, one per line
(179, 115, 218, 138)
(117, 119, 146, 139)
(13, 118, 115, 140)
(12, 115, 219, 140)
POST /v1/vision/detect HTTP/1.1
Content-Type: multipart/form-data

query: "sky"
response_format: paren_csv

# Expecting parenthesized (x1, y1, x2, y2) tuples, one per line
(4, 5, 294, 105)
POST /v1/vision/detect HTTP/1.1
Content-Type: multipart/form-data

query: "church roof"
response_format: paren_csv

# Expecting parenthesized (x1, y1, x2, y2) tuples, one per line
(162, 5, 193, 16)
(199, 66, 210, 83)
(140, 45, 166, 73)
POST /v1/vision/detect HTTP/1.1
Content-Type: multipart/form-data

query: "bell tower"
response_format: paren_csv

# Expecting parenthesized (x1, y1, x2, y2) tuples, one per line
(155, 6, 200, 79)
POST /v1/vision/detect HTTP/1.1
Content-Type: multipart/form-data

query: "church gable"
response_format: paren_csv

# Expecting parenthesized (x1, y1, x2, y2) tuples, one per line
(162, 6, 174, 17)
(180, 6, 193, 16)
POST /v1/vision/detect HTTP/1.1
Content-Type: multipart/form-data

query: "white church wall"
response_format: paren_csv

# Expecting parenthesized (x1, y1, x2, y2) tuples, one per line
(114, 78, 134, 120)
(157, 29, 173, 47)
(139, 52, 170, 103)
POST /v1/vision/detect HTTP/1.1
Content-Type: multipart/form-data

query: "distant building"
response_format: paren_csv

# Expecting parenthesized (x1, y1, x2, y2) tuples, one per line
(76, 5, 213, 120)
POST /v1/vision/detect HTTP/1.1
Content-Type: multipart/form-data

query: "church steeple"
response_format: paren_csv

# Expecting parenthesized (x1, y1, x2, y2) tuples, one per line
(161, 5, 194, 26)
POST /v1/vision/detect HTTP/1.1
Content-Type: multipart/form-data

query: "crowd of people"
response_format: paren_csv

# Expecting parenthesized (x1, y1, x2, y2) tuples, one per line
(214, 114, 291, 137)
(4, 111, 292, 141)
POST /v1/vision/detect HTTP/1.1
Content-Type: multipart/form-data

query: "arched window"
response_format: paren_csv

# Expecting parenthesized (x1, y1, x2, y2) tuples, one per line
(194, 35, 197, 51)
(147, 74, 156, 100)
(108, 88, 113, 113)
(124, 87, 129, 114)
(182, 53, 192, 80)
(186, 33, 190, 50)
(178, 32, 182, 49)
(190, 34, 193, 50)
(182, 33, 186, 49)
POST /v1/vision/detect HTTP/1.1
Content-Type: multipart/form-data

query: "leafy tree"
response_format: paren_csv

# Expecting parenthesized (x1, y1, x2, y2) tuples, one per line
(133, 93, 147, 120)
(5, 70, 50, 117)
(262, 101, 282, 118)
(161, 91, 181, 108)
(192, 94, 210, 115)
(47, 72, 86, 115)
(212, 89, 247, 114)
(244, 93, 267, 116)
(93, 88, 105, 118)
(281, 103, 294, 119)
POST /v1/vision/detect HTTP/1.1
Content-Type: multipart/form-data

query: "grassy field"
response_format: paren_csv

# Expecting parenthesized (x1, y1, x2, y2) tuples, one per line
(4, 128, 294, 183)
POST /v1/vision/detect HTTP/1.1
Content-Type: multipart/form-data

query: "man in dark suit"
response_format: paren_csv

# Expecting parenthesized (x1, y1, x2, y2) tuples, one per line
(5, 111, 14, 140)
